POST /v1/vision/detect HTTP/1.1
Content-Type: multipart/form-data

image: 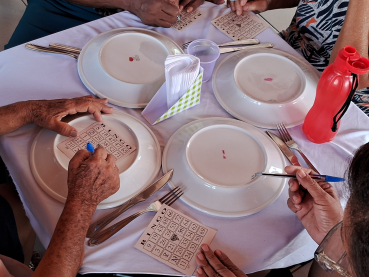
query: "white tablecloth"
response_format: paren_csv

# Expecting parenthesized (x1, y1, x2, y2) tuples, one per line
(1, 2, 369, 275)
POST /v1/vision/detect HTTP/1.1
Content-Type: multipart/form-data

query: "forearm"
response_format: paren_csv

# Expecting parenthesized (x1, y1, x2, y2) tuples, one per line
(330, 0, 369, 89)
(0, 101, 34, 135)
(267, 0, 300, 10)
(66, 0, 130, 9)
(33, 200, 96, 277)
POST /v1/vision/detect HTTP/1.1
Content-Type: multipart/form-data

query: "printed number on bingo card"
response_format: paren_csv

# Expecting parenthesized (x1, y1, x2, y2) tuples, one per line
(57, 122, 136, 161)
(135, 204, 217, 275)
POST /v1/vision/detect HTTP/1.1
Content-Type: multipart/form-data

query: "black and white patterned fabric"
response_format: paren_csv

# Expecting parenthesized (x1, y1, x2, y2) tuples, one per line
(280, 0, 369, 116)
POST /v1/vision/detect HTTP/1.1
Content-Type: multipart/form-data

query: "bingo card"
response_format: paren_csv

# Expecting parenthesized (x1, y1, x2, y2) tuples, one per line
(135, 204, 217, 275)
(172, 10, 204, 31)
(211, 11, 268, 41)
(57, 122, 136, 161)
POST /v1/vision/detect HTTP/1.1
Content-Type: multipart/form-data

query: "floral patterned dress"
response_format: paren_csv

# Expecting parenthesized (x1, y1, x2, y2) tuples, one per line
(280, 0, 369, 115)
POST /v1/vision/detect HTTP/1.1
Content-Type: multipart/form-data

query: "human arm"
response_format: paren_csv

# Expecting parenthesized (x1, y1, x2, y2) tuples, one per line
(179, 0, 224, 13)
(196, 244, 248, 277)
(285, 166, 343, 244)
(32, 147, 120, 277)
(330, 0, 369, 90)
(65, 0, 180, 27)
(228, 0, 299, 16)
(0, 95, 113, 137)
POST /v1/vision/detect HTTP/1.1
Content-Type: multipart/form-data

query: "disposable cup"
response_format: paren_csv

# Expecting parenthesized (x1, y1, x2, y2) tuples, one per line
(187, 39, 220, 82)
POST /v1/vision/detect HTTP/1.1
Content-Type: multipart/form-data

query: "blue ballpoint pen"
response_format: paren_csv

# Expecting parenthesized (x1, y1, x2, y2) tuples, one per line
(86, 142, 95, 154)
(254, 172, 345, 182)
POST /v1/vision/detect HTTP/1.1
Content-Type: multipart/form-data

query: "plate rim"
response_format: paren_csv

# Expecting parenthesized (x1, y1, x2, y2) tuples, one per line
(30, 110, 161, 209)
(212, 48, 320, 129)
(78, 27, 184, 109)
(162, 117, 286, 217)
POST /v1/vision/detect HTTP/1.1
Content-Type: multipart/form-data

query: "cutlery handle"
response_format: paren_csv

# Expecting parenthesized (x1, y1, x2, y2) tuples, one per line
(87, 209, 149, 246)
(218, 39, 259, 47)
(86, 200, 135, 238)
(296, 149, 320, 174)
(25, 43, 78, 59)
(49, 43, 81, 54)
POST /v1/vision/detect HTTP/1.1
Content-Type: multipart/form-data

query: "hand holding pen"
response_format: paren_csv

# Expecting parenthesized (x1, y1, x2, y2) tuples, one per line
(284, 166, 344, 244)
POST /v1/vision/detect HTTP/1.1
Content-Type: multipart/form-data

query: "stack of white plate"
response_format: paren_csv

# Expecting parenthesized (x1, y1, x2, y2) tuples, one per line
(212, 48, 320, 128)
(30, 111, 161, 209)
(78, 28, 184, 108)
(162, 118, 286, 217)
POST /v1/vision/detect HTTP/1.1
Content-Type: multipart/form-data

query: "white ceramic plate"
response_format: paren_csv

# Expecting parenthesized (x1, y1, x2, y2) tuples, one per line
(162, 117, 286, 217)
(78, 28, 184, 108)
(30, 111, 161, 209)
(212, 48, 320, 129)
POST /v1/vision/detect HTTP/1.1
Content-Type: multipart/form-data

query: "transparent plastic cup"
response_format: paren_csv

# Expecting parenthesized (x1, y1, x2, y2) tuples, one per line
(187, 39, 220, 82)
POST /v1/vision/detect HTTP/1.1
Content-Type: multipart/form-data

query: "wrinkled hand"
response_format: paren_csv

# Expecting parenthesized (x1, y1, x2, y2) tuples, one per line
(31, 95, 113, 137)
(130, 0, 180, 28)
(228, 0, 270, 15)
(67, 147, 120, 208)
(196, 244, 248, 277)
(179, 0, 224, 13)
(285, 166, 343, 244)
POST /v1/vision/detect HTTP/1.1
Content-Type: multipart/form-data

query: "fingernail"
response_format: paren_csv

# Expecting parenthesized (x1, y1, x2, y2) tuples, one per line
(71, 130, 78, 137)
(295, 204, 301, 209)
(293, 195, 298, 203)
(197, 253, 204, 260)
(197, 268, 203, 274)
(187, 7, 193, 12)
(297, 170, 306, 178)
(201, 244, 209, 251)
(214, 250, 222, 256)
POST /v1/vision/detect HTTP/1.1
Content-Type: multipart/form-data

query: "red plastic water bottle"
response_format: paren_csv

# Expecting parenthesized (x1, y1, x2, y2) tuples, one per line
(303, 46, 369, 143)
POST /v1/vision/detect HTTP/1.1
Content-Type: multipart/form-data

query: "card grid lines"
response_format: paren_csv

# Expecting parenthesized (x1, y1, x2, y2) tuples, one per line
(211, 11, 268, 41)
(135, 204, 216, 275)
(57, 122, 136, 161)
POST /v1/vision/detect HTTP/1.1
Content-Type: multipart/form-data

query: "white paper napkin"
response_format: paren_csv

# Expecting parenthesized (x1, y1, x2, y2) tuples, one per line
(165, 54, 200, 108)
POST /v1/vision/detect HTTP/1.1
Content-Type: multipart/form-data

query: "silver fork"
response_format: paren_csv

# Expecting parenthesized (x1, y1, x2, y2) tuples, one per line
(87, 187, 183, 246)
(276, 123, 320, 174)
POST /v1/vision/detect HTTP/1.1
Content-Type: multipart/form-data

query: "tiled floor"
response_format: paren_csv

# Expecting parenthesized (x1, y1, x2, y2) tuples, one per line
(0, 2, 311, 277)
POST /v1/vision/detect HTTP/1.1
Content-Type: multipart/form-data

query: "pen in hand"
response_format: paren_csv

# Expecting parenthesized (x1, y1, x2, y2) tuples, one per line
(86, 142, 95, 154)
(254, 172, 345, 183)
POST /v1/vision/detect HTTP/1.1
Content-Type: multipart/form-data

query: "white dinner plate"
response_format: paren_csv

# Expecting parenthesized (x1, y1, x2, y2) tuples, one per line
(162, 117, 286, 217)
(30, 111, 161, 209)
(78, 28, 184, 108)
(212, 48, 320, 129)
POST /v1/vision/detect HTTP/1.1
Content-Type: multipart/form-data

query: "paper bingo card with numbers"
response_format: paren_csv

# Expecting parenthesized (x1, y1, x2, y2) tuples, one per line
(57, 122, 136, 161)
(211, 11, 268, 41)
(135, 204, 217, 275)
(171, 9, 204, 31)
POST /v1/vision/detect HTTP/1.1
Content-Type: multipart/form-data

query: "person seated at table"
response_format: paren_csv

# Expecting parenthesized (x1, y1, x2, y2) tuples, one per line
(228, 0, 369, 116)
(5, 0, 224, 50)
(195, 146, 369, 277)
(0, 95, 120, 276)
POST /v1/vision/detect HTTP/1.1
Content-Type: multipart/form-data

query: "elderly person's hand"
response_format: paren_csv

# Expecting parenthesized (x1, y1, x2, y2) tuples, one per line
(285, 166, 344, 244)
(67, 147, 120, 207)
(228, 0, 269, 15)
(179, 0, 224, 13)
(30, 95, 113, 137)
(130, 0, 180, 28)
(196, 244, 248, 277)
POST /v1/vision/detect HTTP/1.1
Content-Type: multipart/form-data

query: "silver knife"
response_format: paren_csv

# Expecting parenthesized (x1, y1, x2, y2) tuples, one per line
(86, 169, 174, 238)
(266, 131, 301, 166)
(219, 43, 273, 54)
(218, 39, 259, 47)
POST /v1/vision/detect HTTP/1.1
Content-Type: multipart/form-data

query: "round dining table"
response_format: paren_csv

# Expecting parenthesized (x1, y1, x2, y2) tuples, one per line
(0, 2, 369, 275)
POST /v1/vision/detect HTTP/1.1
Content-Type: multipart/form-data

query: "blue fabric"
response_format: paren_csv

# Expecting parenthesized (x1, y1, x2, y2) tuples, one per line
(5, 0, 102, 49)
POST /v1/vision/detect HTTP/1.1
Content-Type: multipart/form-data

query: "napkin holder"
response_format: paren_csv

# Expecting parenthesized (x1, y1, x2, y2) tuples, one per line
(142, 68, 203, 125)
